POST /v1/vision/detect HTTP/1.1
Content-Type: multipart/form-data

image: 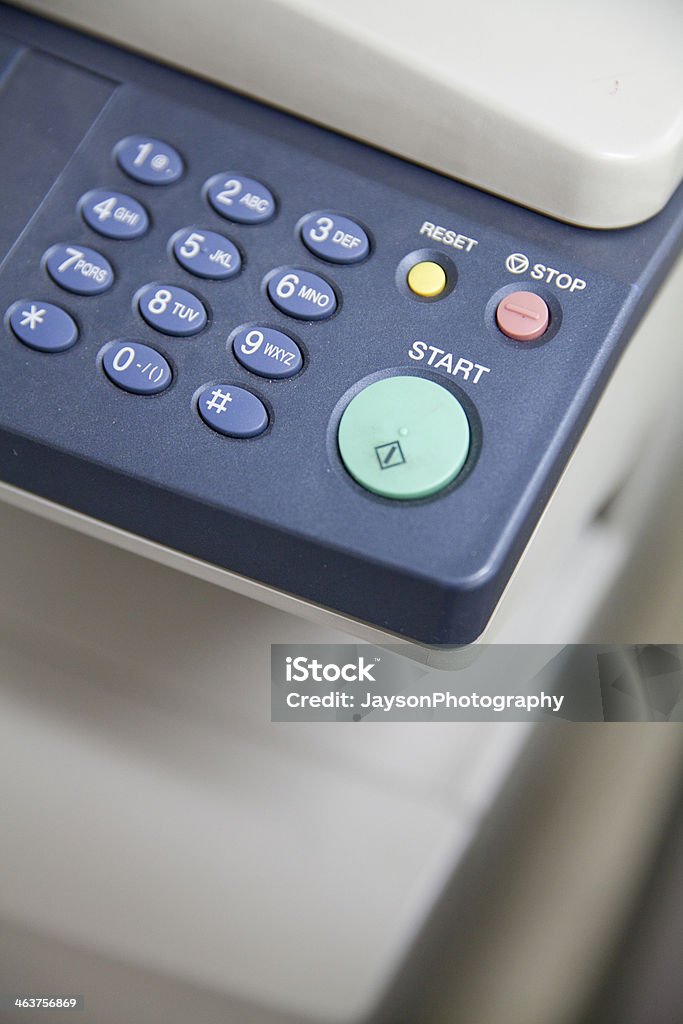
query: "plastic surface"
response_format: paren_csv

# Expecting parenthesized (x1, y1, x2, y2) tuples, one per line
(15, 0, 683, 228)
(0, 8, 682, 645)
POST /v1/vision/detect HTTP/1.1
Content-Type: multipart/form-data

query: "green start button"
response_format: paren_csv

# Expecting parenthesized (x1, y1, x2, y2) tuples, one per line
(337, 375, 470, 500)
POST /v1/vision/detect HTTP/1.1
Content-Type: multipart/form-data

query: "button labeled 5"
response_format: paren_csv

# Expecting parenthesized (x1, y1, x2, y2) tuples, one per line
(172, 228, 241, 279)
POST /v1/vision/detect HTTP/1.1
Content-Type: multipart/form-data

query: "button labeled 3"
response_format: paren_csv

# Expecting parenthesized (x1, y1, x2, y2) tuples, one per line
(300, 211, 370, 264)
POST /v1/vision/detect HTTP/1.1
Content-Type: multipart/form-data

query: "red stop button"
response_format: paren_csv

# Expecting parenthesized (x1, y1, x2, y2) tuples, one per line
(496, 291, 550, 342)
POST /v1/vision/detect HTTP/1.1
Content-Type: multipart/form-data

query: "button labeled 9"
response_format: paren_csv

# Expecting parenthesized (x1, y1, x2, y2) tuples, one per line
(232, 324, 303, 379)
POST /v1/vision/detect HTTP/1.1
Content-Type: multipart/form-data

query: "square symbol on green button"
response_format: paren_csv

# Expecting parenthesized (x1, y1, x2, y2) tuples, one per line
(338, 375, 470, 500)
(375, 440, 406, 469)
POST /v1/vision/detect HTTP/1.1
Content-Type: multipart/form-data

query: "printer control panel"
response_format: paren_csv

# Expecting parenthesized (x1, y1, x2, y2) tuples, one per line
(0, 10, 680, 646)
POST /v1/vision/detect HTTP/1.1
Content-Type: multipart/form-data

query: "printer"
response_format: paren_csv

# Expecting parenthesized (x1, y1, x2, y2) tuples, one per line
(1, 2, 682, 1022)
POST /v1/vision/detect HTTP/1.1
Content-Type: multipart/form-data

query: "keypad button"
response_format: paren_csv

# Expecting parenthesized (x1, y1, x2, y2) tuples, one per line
(338, 375, 470, 500)
(7, 300, 78, 352)
(266, 267, 337, 320)
(115, 135, 183, 185)
(496, 291, 550, 341)
(205, 173, 276, 224)
(197, 383, 268, 437)
(232, 325, 303, 379)
(44, 243, 114, 295)
(171, 227, 242, 279)
(101, 340, 172, 395)
(300, 211, 370, 264)
(137, 284, 207, 337)
(80, 189, 149, 239)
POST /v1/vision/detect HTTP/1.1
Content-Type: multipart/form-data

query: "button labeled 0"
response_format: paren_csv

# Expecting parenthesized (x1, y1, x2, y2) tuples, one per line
(101, 341, 172, 395)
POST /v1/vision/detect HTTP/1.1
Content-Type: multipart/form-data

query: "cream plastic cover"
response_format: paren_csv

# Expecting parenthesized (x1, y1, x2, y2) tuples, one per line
(14, 0, 683, 226)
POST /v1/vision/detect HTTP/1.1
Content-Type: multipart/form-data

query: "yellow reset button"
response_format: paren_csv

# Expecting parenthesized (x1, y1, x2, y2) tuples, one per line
(407, 260, 447, 298)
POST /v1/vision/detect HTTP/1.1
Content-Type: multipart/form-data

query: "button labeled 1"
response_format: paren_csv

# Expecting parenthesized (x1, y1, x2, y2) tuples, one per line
(137, 284, 207, 336)
(115, 135, 184, 185)
(101, 341, 172, 395)
(267, 267, 337, 320)
(300, 211, 370, 264)
(205, 173, 276, 224)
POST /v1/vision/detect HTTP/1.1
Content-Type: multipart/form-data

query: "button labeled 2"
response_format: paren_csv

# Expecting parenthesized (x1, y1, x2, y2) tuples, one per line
(300, 211, 369, 264)
(137, 284, 207, 336)
(267, 267, 337, 320)
(205, 173, 276, 224)
(232, 325, 303, 379)
(101, 341, 172, 395)
(44, 243, 114, 295)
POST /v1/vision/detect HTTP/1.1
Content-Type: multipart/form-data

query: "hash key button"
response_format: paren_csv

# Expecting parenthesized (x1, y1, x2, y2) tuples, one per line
(44, 243, 114, 295)
(197, 383, 269, 437)
(137, 283, 207, 336)
(267, 267, 337, 321)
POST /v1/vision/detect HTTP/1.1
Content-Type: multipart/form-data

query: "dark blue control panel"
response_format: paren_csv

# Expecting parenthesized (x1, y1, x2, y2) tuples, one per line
(0, 7, 681, 645)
